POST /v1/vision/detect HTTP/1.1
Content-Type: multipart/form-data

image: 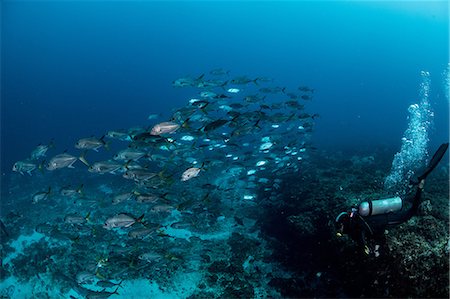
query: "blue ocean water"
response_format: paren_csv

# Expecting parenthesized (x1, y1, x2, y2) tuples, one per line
(2, 1, 448, 176)
(1, 1, 449, 298)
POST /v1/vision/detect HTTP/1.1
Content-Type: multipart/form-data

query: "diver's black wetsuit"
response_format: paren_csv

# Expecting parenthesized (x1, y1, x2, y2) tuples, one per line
(346, 183, 423, 251)
(341, 142, 448, 254)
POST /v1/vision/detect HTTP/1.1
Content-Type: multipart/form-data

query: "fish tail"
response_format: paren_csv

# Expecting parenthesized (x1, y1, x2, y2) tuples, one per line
(287, 113, 296, 121)
(77, 184, 84, 195)
(118, 279, 124, 288)
(200, 103, 210, 114)
(202, 191, 211, 202)
(38, 161, 46, 173)
(103, 140, 111, 151)
(181, 117, 191, 129)
(161, 192, 170, 201)
(113, 286, 120, 295)
(136, 214, 145, 223)
(79, 151, 90, 167)
(48, 138, 55, 149)
(254, 119, 262, 129)
(95, 269, 106, 280)
(124, 160, 132, 170)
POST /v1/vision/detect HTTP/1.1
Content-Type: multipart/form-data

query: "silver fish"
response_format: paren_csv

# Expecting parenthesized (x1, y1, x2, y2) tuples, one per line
(88, 160, 123, 174)
(75, 136, 106, 151)
(128, 227, 155, 239)
(138, 252, 163, 263)
(64, 213, 89, 225)
(30, 142, 53, 160)
(86, 287, 120, 299)
(196, 79, 227, 88)
(150, 121, 180, 135)
(200, 91, 218, 99)
(134, 192, 164, 203)
(60, 185, 83, 197)
(106, 130, 132, 142)
(123, 169, 158, 182)
(181, 167, 201, 181)
(103, 213, 143, 230)
(32, 187, 51, 204)
(12, 160, 37, 175)
(148, 113, 161, 120)
(113, 149, 146, 161)
(76, 271, 96, 284)
(111, 192, 134, 205)
(151, 204, 174, 213)
(230, 76, 260, 85)
(209, 68, 230, 76)
(46, 153, 84, 170)
(172, 74, 204, 88)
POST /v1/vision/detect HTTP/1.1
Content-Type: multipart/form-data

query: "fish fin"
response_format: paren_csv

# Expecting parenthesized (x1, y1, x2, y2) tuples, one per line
(254, 119, 262, 129)
(118, 279, 124, 288)
(158, 170, 173, 180)
(79, 151, 90, 167)
(84, 211, 91, 222)
(38, 161, 46, 173)
(287, 113, 296, 121)
(136, 214, 145, 223)
(77, 184, 84, 196)
(102, 136, 111, 151)
(161, 192, 170, 201)
(181, 117, 191, 129)
(95, 270, 106, 280)
(48, 139, 55, 149)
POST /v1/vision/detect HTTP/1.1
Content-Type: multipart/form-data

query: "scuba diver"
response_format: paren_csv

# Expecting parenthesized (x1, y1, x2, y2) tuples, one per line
(335, 143, 449, 256)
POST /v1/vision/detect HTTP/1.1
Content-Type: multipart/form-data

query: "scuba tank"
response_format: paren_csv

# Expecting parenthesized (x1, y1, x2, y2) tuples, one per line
(358, 197, 402, 217)
(359, 143, 449, 217)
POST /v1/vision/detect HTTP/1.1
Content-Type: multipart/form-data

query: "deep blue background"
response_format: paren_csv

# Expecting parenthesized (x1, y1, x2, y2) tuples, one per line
(1, 1, 449, 188)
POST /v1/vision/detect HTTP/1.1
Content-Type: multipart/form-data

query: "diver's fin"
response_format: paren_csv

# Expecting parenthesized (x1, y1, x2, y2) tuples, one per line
(417, 143, 449, 181)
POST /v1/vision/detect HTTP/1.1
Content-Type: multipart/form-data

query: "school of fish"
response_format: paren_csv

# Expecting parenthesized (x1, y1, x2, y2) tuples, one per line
(4, 70, 317, 297)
